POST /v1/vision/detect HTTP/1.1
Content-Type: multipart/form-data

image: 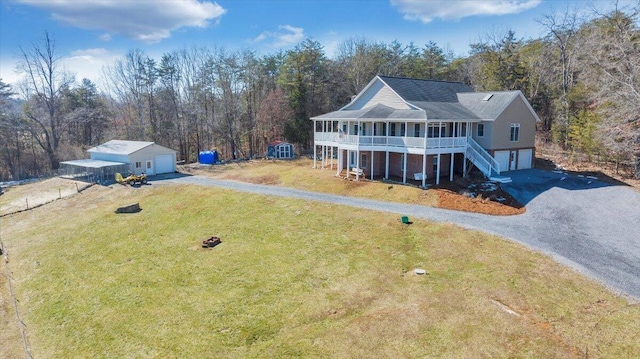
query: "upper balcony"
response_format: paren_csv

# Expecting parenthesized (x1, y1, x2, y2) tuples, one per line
(314, 132, 468, 153)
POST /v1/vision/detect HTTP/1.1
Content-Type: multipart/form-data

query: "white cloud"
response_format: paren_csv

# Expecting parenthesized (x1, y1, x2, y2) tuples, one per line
(390, 0, 542, 23)
(0, 58, 22, 87)
(16, 0, 226, 43)
(62, 48, 123, 88)
(253, 25, 305, 47)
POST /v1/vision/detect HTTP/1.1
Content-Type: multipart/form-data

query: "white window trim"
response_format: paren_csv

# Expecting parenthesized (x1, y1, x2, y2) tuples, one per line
(510, 123, 520, 142)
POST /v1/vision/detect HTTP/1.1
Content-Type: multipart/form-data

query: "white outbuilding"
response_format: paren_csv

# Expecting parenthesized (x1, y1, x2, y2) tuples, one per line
(61, 140, 177, 184)
(87, 140, 177, 175)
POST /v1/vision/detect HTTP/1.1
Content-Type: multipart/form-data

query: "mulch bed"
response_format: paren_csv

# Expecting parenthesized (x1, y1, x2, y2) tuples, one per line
(433, 176, 525, 216)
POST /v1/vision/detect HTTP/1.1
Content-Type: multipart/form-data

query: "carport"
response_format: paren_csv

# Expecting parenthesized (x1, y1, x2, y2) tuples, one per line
(59, 159, 129, 185)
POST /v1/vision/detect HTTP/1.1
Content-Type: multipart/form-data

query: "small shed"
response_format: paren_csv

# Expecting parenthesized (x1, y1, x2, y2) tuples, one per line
(267, 141, 295, 159)
(87, 140, 177, 176)
(198, 150, 219, 165)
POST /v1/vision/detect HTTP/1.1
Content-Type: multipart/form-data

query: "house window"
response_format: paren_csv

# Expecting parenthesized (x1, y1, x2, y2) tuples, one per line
(361, 123, 366, 135)
(433, 156, 439, 173)
(146, 161, 152, 169)
(354, 124, 359, 135)
(427, 124, 446, 138)
(342, 123, 347, 134)
(135, 161, 142, 168)
(400, 154, 406, 172)
(414, 124, 420, 137)
(400, 123, 406, 136)
(382, 123, 387, 136)
(361, 153, 368, 168)
(374, 123, 378, 136)
(390, 123, 396, 136)
(477, 123, 485, 137)
(510, 123, 520, 142)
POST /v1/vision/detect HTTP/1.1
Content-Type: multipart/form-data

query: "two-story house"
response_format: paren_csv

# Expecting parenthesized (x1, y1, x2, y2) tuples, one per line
(311, 76, 540, 186)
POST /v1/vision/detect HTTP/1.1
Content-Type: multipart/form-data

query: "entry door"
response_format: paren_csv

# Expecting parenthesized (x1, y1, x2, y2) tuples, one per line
(349, 151, 357, 168)
(146, 160, 154, 175)
(509, 151, 517, 171)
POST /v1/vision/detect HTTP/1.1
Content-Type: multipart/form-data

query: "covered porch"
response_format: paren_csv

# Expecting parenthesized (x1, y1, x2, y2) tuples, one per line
(316, 148, 468, 187)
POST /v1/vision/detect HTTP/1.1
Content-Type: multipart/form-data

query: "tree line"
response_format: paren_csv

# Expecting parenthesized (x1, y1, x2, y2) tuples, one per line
(1, 4, 638, 181)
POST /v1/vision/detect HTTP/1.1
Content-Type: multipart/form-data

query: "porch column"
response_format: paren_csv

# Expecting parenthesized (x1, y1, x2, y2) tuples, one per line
(330, 146, 334, 170)
(436, 153, 441, 185)
(385, 151, 389, 179)
(346, 150, 350, 179)
(313, 119, 317, 168)
(463, 151, 467, 178)
(336, 149, 342, 176)
(422, 153, 427, 188)
(422, 120, 428, 188)
(370, 150, 374, 180)
(403, 153, 407, 184)
(450, 153, 454, 182)
(356, 150, 360, 181)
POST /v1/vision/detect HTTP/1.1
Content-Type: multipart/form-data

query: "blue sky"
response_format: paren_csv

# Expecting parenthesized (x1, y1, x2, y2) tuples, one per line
(0, 0, 630, 88)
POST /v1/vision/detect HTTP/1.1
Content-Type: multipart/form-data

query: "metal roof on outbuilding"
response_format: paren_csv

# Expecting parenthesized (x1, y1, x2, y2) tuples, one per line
(87, 140, 176, 155)
(60, 159, 128, 168)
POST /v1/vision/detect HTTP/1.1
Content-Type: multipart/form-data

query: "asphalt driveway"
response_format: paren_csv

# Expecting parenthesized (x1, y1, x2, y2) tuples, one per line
(156, 169, 640, 300)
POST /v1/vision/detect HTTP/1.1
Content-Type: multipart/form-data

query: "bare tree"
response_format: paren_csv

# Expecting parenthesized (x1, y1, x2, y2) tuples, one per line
(581, 3, 640, 177)
(537, 7, 581, 146)
(18, 31, 75, 169)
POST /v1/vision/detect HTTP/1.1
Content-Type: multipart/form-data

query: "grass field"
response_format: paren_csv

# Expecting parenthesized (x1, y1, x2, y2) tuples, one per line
(1, 181, 639, 358)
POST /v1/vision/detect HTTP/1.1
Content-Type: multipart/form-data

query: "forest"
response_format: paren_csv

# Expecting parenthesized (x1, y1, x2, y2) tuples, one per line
(0, 4, 638, 181)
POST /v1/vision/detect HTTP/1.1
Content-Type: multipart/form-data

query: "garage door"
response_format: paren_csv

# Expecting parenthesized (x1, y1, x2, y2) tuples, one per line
(493, 151, 510, 173)
(518, 149, 533, 170)
(155, 154, 175, 174)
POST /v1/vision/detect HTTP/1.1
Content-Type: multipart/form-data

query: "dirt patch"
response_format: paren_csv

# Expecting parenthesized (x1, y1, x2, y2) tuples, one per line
(0, 178, 92, 216)
(536, 143, 640, 189)
(222, 173, 281, 185)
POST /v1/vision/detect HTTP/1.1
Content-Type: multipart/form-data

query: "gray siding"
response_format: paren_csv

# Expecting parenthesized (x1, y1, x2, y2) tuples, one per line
(346, 80, 411, 110)
(489, 95, 536, 150)
(472, 121, 493, 149)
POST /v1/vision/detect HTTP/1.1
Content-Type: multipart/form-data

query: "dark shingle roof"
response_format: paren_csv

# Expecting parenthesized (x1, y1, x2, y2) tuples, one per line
(457, 92, 519, 119)
(312, 103, 424, 120)
(312, 76, 529, 122)
(378, 76, 474, 103)
(410, 101, 480, 120)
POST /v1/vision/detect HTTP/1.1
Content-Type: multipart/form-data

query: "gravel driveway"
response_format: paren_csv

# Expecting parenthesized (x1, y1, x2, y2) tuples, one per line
(156, 169, 640, 300)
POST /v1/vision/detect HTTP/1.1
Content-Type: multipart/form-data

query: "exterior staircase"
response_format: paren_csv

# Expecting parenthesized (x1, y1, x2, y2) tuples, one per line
(465, 138, 512, 183)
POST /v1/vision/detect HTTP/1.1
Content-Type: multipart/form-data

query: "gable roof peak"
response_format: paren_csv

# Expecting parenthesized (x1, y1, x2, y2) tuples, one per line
(377, 75, 467, 87)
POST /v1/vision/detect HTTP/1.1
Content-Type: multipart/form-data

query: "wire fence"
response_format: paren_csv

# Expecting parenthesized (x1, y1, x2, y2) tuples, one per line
(1, 235, 34, 359)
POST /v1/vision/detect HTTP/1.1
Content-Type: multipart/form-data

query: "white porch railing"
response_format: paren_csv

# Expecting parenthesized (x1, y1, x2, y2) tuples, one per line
(466, 137, 501, 176)
(314, 132, 467, 150)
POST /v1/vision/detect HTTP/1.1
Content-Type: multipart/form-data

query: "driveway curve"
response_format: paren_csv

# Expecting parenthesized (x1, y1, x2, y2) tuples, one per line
(156, 169, 640, 300)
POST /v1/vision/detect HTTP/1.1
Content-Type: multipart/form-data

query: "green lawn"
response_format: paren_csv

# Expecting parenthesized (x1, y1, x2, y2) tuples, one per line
(1, 183, 639, 358)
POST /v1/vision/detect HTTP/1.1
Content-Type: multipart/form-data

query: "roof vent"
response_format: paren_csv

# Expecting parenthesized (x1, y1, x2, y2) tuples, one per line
(482, 94, 493, 101)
